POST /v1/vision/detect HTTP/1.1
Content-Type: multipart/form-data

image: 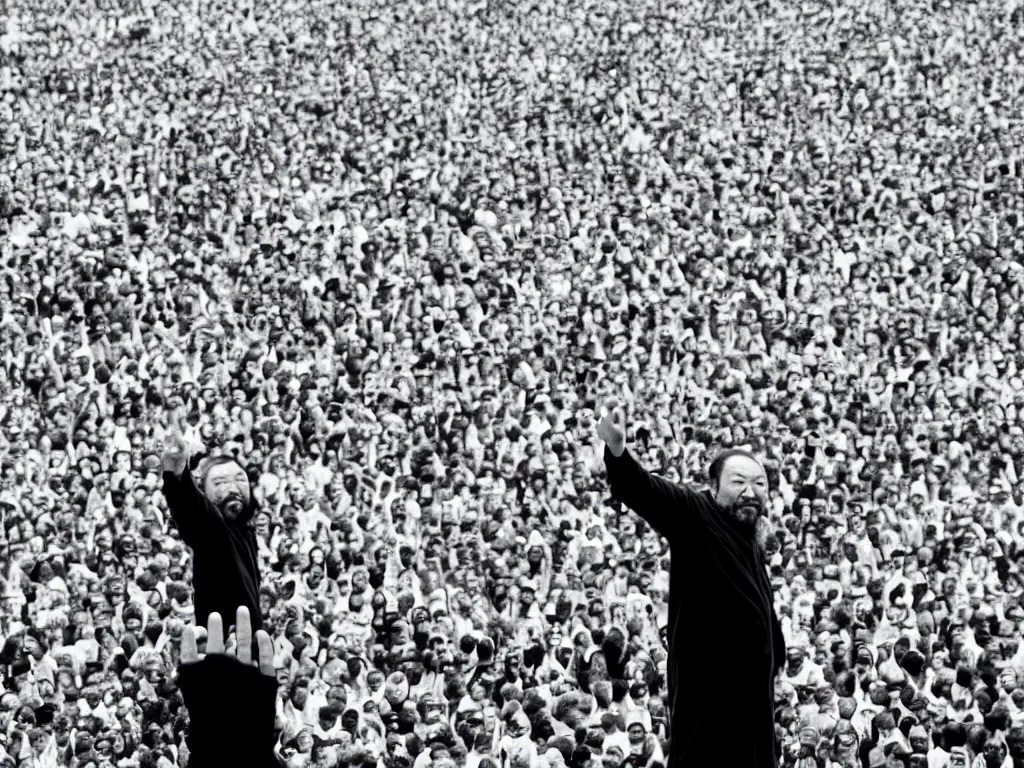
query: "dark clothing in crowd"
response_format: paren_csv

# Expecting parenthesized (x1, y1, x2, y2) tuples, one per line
(605, 447, 786, 768)
(177, 654, 279, 768)
(163, 468, 263, 632)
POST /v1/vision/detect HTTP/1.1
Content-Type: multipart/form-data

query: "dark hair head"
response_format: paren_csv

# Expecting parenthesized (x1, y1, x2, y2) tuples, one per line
(708, 449, 764, 492)
(198, 455, 257, 524)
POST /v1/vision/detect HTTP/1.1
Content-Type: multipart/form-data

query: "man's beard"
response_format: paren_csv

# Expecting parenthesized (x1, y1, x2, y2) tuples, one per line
(729, 499, 765, 525)
(220, 493, 245, 518)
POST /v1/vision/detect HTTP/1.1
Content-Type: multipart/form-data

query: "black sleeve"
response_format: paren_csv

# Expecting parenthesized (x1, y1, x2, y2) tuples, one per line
(603, 446, 703, 541)
(177, 656, 279, 768)
(163, 467, 222, 548)
(771, 605, 786, 673)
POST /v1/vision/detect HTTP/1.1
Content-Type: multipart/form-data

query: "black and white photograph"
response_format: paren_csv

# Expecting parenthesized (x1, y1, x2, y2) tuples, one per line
(2, 0, 1024, 766)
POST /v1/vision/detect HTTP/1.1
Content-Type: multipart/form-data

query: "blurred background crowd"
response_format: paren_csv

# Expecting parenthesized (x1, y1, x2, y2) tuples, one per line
(4, 0, 1024, 765)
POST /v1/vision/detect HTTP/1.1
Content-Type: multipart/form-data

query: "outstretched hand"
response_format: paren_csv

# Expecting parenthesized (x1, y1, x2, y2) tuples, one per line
(597, 397, 627, 457)
(181, 607, 274, 677)
(163, 428, 190, 477)
(177, 607, 279, 768)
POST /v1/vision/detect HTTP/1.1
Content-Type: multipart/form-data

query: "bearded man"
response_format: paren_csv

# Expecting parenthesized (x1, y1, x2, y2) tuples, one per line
(597, 397, 786, 768)
(162, 430, 263, 632)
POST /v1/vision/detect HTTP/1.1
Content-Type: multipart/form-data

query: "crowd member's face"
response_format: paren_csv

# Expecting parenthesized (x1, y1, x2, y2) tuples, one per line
(341, 709, 359, 734)
(328, 685, 349, 707)
(53, 721, 72, 747)
(23, 635, 46, 660)
(527, 546, 544, 566)
(203, 461, 250, 520)
(627, 722, 646, 748)
(714, 455, 768, 524)
(307, 566, 324, 588)
(506, 651, 522, 675)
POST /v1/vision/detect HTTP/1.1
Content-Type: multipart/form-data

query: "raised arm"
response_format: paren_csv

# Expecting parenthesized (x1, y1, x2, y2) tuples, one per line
(598, 398, 700, 541)
(161, 430, 216, 547)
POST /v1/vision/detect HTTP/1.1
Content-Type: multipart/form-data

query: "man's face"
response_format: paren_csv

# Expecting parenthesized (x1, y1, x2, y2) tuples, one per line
(714, 456, 768, 524)
(54, 723, 71, 746)
(203, 461, 250, 520)
(342, 710, 359, 733)
(318, 708, 337, 733)
(327, 684, 350, 709)
(1007, 729, 1024, 759)
(627, 723, 646, 746)
(31, 731, 49, 753)
(23, 636, 43, 659)
(399, 548, 415, 568)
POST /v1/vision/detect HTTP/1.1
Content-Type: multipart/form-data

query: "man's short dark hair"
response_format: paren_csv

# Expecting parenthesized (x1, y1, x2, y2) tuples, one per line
(708, 449, 763, 491)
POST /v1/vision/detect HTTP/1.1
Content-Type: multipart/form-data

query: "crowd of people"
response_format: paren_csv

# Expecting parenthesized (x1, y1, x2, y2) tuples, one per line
(4, 0, 1024, 764)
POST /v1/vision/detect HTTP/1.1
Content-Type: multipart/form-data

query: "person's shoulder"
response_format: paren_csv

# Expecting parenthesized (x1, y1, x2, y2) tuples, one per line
(677, 485, 716, 517)
(694, 485, 716, 503)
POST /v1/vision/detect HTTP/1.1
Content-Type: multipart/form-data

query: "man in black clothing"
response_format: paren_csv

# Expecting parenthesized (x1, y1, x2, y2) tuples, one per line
(162, 430, 263, 632)
(177, 606, 278, 768)
(598, 397, 785, 768)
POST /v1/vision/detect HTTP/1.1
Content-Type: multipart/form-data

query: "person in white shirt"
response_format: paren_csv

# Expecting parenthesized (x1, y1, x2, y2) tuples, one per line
(277, 678, 318, 738)
(598, 710, 630, 756)
(463, 730, 497, 768)
(781, 644, 827, 690)
(22, 633, 59, 699)
(624, 710, 665, 765)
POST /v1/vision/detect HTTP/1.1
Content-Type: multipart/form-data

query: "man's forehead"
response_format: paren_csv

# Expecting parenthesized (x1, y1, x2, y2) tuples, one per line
(722, 455, 766, 477)
(206, 462, 247, 480)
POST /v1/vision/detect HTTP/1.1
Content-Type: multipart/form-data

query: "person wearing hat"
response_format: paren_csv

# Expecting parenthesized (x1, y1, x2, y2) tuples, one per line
(598, 397, 785, 767)
(161, 425, 264, 632)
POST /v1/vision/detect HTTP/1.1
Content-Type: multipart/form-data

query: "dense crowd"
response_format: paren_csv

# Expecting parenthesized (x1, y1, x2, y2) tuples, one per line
(4, 0, 1024, 765)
